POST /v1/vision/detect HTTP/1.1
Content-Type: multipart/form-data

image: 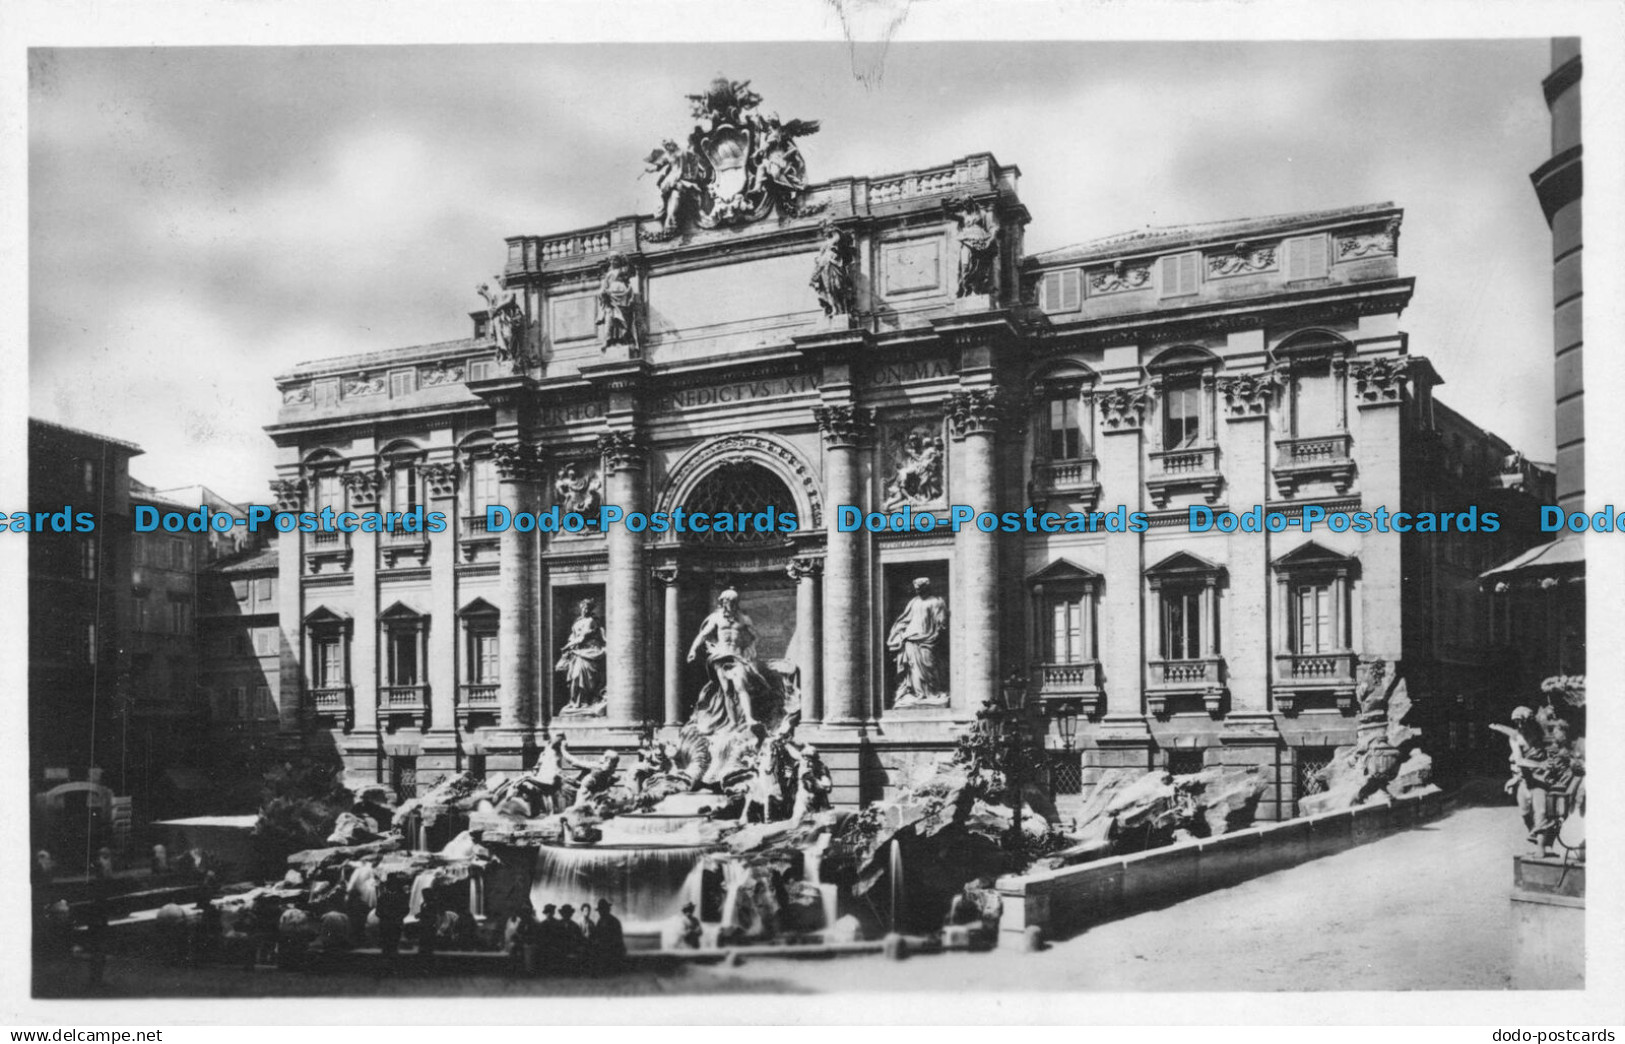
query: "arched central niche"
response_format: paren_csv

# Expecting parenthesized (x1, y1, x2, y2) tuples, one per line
(672, 459, 803, 705)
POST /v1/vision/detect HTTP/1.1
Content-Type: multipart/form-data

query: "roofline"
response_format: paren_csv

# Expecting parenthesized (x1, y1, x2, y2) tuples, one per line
(29, 416, 144, 455)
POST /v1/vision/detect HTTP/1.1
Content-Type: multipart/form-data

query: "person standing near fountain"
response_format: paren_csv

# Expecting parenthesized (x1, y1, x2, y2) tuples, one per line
(686, 588, 770, 731)
(588, 898, 626, 975)
(556, 598, 608, 715)
(557, 905, 586, 973)
(887, 577, 949, 705)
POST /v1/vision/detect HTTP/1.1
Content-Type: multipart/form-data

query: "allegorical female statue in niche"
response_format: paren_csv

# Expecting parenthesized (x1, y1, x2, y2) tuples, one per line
(596, 253, 640, 350)
(809, 221, 855, 317)
(944, 195, 999, 298)
(887, 577, 949, 705)
(686, 588, 773, 732)
(556, 599, 607, 715)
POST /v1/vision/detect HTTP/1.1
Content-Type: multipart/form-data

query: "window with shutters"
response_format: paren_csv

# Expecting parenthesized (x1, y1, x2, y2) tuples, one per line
(1163, 383, 1202, 450)
(80, 538, 97, 580)
(1283, 234, 1330, 282)
(1158, 251, 1200, 298)
(468, 359, 495, 382)
(391, 465, 419, 514)
(1039, 268, 1082, 313)
(314, 637, 344, 687)
(1048, 592, 1089, 663)
(470, 458, 499, 515)
(313, 473, 344, 516)
(1047, 395, 1084, 461)
(1161, 587, 1204, 661)
(1292, 581, 1334, 654)
(389, 369, 416, 398)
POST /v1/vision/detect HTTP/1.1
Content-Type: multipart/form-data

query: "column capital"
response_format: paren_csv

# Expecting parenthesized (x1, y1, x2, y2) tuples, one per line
(946, 387, 1009, 440)
(597, 429, 649, 472)
(419, 461, 460, 499)
(1086, 384, 1152, 432)
(1217, 370, 1285, 420)
(340, 468, 385, 507)
(651, 564, 680, 587)
(787, 556, 824, 582)
(492, 440, 546, 482)
(812, 404, 875, 448)
(1351, 357, 1415, 405)
(269, 478, 305, 512)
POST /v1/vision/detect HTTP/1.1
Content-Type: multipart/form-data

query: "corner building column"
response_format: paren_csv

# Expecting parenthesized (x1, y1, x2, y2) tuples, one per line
(493, 442, 543, 730)
(653, 566, 682, 726)
(788, 556, 823, 722)
(600, 431, 649, 727)
(947, 389, 1002, 708)
(814, 406, 872, 724)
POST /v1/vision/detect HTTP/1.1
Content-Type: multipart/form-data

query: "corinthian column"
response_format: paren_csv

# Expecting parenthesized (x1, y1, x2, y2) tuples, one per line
(653, 565, 682, 726)
(493, 441, 543, 729)
(948, 389, 1003, 709)
(814, 405, 872, 724)
(599, 430, 648, 727)
(787, 556, 823, 723)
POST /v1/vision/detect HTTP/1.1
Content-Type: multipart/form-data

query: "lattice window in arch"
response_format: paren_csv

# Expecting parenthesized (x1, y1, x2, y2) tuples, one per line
(685, 463, 796, 546)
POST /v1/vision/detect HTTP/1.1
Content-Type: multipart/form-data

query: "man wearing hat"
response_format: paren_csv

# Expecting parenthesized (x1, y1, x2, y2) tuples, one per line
(557, 904, 586, 972)
(587, 898, 626, 975)
(678, 901, 703, 950)
(534, 902, 563, 976)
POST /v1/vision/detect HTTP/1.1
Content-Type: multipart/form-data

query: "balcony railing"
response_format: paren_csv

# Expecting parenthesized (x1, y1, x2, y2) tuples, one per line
(1146, 445, 1222, 506)
(309, 686, 353, 726)
(304, 530, 352, 574)
(1272, 651, 1358, 716)
(1272, 433, 1355, 496)
(1147, 656, 1226, 719)
(1032, 660, 1104, 718)
(1029, 457, 1102, 508)
(378, 685, 429, 727)
(459, 513, 500, 562)
(457, 683, 500, 724)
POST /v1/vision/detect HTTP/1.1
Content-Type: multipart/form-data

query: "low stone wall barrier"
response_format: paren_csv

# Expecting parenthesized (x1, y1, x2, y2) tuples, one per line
(996, 787, 1442, 940)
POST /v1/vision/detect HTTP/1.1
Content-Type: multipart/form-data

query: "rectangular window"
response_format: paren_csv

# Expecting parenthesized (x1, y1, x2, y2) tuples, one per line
(260, 577, 277, 603)
(1293, 582, 1334, 654)
(1284, 234, 1330, 281)
(255, 685, 271, 716)
(1290, 364, 1335, 436)
(392, 467, 419, 514)
(471, 458, 499, 514)
(314, 637, 344, 687)
(1039, 269, 1082, 313)
(468, 359, 495, 382)
(391, 756, 418, 801)
(1048, 595, 1086, 663)
(80, 538, 97, 580)
(472, 633, 500, 684)
(231, 579, 249, 601)
(1163, 384, 1202, 449)
(1161, 589, 1202, 660)
(230, 633, 247, 657)
(313, 474, 344, 516)
(169, 599, 190, 634)
(134, 594, 148, 630)
(313, 380, 340, 408)
(84, 621, 97, 665)
(1158, 251, 1200, 298)
(387, 630, 418, 686)
(1048, 396, 1083, 460)
(389, 370, 417, 398)
(82, 459, 97, 494)
(170, 539, 188, 569)
(467, 754, 487, 779)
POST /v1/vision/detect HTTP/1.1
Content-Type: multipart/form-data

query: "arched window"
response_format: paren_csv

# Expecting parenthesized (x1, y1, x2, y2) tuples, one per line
(684, 463, 797, 547)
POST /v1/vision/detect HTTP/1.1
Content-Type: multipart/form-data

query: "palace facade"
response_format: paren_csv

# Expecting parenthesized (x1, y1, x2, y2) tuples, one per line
(263, 82, 1548, 818)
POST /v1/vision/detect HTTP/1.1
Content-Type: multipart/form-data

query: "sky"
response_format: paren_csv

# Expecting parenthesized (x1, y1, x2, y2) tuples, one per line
(28, 39, 1557, 504)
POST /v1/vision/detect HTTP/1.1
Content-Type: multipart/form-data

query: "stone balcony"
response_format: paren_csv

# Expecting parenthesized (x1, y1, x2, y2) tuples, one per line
(457, 683, 501, 726)
(1147, 656, 1226, 718)
(1272, 651, 1358, 716)
(1146, 445, 1223, 507)
(381, 527, 430, 568)
(305, 529, 351, 575)
(379, 685, 429, 728)
(1029, 457, 1102, 510)
(459, 513, 500, 562)
(1272, 433, 1355, 497)
(1031, 660, 1104, 719)
(309, 686, 353, 728)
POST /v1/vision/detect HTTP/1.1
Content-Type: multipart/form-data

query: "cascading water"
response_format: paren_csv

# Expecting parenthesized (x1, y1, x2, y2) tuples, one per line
(804, 835, 838, 931)
(529, 842, 710, 927)
(888, 838, 905, 933)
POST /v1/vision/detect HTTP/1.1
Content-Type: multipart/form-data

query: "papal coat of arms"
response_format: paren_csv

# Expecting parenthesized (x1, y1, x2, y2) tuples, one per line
(643, 77, 825, 239)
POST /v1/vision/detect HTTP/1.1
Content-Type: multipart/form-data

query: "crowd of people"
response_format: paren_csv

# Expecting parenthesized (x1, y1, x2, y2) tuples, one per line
(503, 897, 629, 977)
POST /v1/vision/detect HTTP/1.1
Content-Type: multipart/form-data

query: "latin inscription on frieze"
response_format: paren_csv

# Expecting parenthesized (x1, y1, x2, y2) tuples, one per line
(862, 358, 956, 387)
(653, 373, 822, 411)
(539, 401, 606, 427)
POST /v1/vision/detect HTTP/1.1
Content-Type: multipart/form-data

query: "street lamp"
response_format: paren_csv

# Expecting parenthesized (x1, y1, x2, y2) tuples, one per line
(1056, 702, 1079, 751)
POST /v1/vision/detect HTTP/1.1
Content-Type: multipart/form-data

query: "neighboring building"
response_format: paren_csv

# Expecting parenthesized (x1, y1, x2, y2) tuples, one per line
(1482, 38, 1585, 697)
(125, 480, 258, 817)
(198, 540, 284, 767)
(27, 418, 142, 854)
(260, 79, 1547, 817)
